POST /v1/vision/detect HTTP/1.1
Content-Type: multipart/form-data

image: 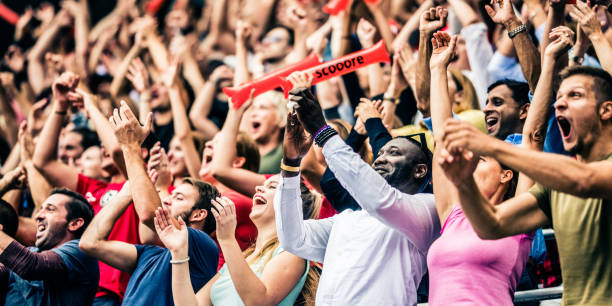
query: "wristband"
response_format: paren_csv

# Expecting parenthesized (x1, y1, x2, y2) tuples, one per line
(507, 24, 527, 39)
(383, 94, 398, 105)
(313, 125, 330, 139)
(55, 111, 68, 115)
(170, 256, 190, 264)
(280, 161, 301, 172)
(314, 125, 338, 147)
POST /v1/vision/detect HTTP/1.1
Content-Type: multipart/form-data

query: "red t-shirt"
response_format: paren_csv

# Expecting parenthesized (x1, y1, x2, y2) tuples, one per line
(318, 198, 337, 219)
(215, 190, 258, 270)
(76, 174, 141, 300)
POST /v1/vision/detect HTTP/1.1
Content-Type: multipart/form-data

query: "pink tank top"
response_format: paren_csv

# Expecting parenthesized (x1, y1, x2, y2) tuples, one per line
(427, 205, 533, 305)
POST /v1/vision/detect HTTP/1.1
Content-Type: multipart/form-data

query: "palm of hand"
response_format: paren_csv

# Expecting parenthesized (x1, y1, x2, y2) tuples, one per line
(489, 3, 513, 24)
(159, 226, 188, 252)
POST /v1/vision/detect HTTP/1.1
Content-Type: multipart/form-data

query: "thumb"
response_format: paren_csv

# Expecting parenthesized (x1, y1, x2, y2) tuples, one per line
(144, 112, 153, 133)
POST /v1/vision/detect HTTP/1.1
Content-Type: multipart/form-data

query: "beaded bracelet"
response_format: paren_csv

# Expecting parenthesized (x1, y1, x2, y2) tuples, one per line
(313, 125, 331, 139)
(314, 126, 338, 147)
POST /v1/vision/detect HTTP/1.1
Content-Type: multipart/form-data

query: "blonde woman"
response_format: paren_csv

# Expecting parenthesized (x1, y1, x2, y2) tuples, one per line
(154, 175, 320, 306)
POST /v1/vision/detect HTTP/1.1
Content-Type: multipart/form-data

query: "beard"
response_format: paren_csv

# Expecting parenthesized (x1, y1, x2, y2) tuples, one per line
(36, 222, 68, 251)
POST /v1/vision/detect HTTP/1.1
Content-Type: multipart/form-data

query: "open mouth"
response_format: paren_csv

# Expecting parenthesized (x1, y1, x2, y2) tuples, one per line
(374, 166, 388, 174)
(557, 116, 572, 139)
(485, 115, 498, 132)
(252, 121, 261, 130)
(253, 194, 267, 206)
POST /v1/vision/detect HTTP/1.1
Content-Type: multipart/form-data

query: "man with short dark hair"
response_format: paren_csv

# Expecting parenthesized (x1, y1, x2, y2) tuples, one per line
(0, 188, 99, 306)
(79, 102, 219, 305)
(484, 79, 530, 140)
(58, 127, 100, 164)
(438, 66, 612, 305)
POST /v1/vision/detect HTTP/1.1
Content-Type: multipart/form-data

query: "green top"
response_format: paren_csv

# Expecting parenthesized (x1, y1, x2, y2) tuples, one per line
(529, 153, 612, 305)
(258, 144, 283, 174)
(209, 246, 309, 306)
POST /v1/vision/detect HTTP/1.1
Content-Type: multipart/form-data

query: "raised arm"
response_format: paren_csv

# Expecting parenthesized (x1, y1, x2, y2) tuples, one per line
(209, 94, 266, 198)
(288, 73, 439, 251)
(570, 1, 612, 74)
(78, 181, 138, 273)
(486, 0, 541, 92)
(27, 10, 71, 95)
(415, 7, 447, 117)
(429, 32, 462, 222)
(109, 38, 145, 99)
(32, 73, 81, 191)
(213, 197, 307, 305)
(188, 66, 231, 139)
(110, 101, 160, 231)
(441, 120, 612, 199)
(233, 20, 251, 86)
(163, 60, 202, 179)
(357, 18, 387, 96)
(438, 150, 549, 239)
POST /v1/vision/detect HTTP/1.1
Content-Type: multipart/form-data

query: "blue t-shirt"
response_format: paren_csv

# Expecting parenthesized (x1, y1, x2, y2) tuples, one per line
(4, 239, 99, 306)
(121, 228, 219, 305)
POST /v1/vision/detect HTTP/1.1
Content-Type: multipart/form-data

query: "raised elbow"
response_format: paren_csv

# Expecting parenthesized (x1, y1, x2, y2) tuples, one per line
(78, 238, 97, 255)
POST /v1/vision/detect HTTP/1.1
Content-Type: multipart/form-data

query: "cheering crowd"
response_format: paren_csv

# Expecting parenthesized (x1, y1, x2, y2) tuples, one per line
(0, 0, 610, 305)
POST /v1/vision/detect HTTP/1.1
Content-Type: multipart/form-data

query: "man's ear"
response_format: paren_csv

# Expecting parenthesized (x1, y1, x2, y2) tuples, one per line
(519, 102, 530, 121)
(67, 218, 85, 233)
(232, 156, 246, 169)
(413, 163, 427, 180)
(189, 209, 207, 223)
(599, 101, 612, 121)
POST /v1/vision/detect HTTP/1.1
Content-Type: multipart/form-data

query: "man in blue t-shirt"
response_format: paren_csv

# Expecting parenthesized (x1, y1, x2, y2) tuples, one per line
(80, 102, 219, 305)
(0, 189, 99, 306)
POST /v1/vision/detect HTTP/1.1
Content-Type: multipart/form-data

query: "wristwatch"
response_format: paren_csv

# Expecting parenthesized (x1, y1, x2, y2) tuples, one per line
(507, 24, 527, 39)
(383, 93, 399, 105)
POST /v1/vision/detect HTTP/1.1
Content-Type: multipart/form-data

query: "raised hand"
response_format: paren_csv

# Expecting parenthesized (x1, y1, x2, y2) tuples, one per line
(161, 57, 180, 88)
(154, 207, 188, 258)
(18, 121, 35, 162)
(126, 57, 149, 93)
(485, 0, 518, 26)
(147, 142, 172, 189)
(109, 100, 153, 147)
(356, 18, 377, 48)
(569, 1, 604, 39)
(545, 26, 575, 59)
(355, 97, 384, 124)
(429, 31, 458, 69)
(1, 166, 27, 191)
(419, 7, 448, 36)
(235, 20, 252, 44)
(438, 148, 479, 187)
(441, 119, 494, 156)
(287, 72, 326, 135)
(211, 197, 237, 242)
(283, 112, 313, 161)
(52, 72, 83, 111)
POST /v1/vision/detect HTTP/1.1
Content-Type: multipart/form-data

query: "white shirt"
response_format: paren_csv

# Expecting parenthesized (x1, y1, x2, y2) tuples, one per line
(460, 22, 495, 109)
(274, 136, 440, 306)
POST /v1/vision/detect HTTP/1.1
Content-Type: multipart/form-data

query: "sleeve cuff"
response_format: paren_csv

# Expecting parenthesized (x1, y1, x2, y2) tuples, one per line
(280, 175, 301, 189)
(364, 118, 386, 136)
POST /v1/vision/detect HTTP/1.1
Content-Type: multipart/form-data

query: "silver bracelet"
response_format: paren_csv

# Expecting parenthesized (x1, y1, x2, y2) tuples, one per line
(170, 256, 190, 264)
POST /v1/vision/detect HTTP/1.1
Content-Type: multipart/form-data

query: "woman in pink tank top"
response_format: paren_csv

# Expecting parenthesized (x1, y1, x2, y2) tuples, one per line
(425, 30, 541, 305)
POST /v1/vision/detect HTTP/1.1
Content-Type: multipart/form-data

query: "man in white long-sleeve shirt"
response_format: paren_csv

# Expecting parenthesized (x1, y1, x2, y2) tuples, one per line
(274, 73, 440, 306)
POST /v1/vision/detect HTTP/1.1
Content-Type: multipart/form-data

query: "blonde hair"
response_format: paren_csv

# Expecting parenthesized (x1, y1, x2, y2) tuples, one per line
(449, 68, 479, 113)
(242, 182, 322, 306)
(253, 91, 288, 128)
